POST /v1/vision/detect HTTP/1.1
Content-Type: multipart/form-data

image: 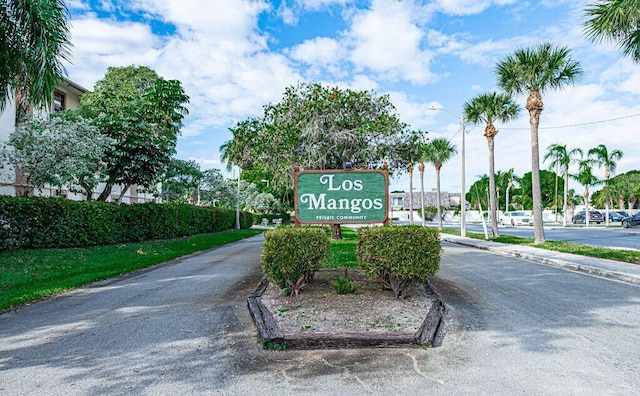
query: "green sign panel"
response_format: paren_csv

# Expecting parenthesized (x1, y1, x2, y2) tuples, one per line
(295, 170, 388, 224)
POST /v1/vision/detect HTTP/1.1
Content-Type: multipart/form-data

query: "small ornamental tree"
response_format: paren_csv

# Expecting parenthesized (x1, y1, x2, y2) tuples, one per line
(0, 113, 113, 197)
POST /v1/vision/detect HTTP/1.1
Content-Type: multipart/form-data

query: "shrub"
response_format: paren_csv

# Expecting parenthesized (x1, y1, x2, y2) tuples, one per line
(332, 276, 360, 294)
(262, 226, 330, 290)
(0, 196, 253, 251)
(356, 225, 441, 298)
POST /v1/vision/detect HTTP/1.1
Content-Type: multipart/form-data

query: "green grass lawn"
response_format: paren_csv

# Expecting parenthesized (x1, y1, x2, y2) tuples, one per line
(0, 229, 263, 312)
(325, 227, 359, 269)
(440, 227, 640, 265)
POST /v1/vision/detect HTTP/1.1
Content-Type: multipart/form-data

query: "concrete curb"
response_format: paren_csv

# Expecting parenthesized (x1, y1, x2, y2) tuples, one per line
(441, 236, 640, 287)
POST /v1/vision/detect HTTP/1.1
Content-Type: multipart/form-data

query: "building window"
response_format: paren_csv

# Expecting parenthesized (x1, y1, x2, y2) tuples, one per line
(53, 91, 65, 112)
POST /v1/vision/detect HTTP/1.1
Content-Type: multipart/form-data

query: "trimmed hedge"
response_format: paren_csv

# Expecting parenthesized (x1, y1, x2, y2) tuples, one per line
(0, 196, 253, 251)
(262, 226, 330, 290)
(357, 225, 441, 298)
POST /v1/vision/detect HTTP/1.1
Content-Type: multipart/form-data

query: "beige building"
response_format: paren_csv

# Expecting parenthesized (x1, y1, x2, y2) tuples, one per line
(0, 80, 157, 203)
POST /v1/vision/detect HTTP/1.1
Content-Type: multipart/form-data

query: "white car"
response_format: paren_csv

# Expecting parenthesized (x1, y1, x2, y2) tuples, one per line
(501, 211, 534, 226)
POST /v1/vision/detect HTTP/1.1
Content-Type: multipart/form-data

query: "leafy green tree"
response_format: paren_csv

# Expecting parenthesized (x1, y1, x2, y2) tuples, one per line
(591, 170, 640, 210)
(463, 92, 520, 237)
(0, 113, 113, 196)
(199, 168, 233, 207)
(496, 43, 583, 243)
(0, 0, 71, 115)
(221, 82, 415, 184)
(543, 144, 583, 225)
(515, 170, 558, 210)
(588, 144, 623, 225)
(160, 159, 203, 204)
(222, 82, 417, 238)
(583, 0, 640, 62)
(244, 192, 282, 214)
(422, 137, 458, 230)
(79, 65, 189, 201)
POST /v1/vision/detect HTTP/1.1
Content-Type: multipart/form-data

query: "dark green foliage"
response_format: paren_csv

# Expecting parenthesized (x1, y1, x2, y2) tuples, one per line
(332, 276, 360, 294)
(357, 226, 441, 298)
(262, 226, 330, 289)
(0, 196, 252, 251)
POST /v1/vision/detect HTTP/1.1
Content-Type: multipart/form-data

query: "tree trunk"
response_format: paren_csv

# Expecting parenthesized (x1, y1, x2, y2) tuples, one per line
(97, 183, 113, 201)
(604, 176, 610, 226)
(554, 162, 559, 222)
(117, 184, 131, 203)
(487, 136, 499, 237)
(331, 224, 343, 240)
(436, 166, 443, 230)
(584, 186, 590, 227)
(563, 165, 569, 227)
(408, 165, 414, 225)
(618, 194, 625, 211)
(419, 163, 425, 226)
(528, 104, 545, 243)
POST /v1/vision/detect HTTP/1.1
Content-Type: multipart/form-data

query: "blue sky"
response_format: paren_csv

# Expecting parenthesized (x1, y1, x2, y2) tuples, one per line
(65, 0, 640, 195)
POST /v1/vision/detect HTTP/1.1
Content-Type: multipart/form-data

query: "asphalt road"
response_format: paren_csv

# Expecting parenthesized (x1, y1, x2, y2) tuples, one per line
(449, 222, 640, 251)
(1, 237, 639, 394)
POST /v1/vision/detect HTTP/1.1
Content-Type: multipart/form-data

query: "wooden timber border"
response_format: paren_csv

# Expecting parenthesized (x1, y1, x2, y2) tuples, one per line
(247, 278, 447, 350)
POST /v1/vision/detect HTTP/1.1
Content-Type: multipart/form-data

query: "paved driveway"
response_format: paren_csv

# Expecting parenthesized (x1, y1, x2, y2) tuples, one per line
(1, 237, 639, 395)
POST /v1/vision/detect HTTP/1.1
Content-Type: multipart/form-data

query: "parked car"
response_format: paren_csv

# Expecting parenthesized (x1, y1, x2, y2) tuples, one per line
(603, 210, 628, 222)
(501, 211, 534, 226)
(571, 210, 604, 224)
(621, 212, 640, 228)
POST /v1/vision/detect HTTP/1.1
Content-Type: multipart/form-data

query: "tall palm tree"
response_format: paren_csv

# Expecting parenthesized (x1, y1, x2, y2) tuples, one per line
(0, 0, 71, 115)
(588, 144, 623, 226)
(496, 43, 583, 243)
(422, 137, 458, 230)
(583, 0, 640, 63)
(571, 159, 603, 227)
(408, 163, 414, 225)
(543, 144, 583, 226)
(463, 92, 520, 237)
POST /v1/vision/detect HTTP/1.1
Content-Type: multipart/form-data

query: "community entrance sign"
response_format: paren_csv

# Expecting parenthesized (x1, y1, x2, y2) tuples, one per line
(294, 164, 389, 224)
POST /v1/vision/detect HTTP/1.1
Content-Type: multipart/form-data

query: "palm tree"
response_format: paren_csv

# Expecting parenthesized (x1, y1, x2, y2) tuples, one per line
(422, 137, 457, 230)
(583, 0, 640, 62)
(588, 144, 623, 226)
(0, 0, 71, 115)
(571, 159, 603, 227)
(418, 161, 426, 226)
(463, 92, 520, 237)
(543, 144, 583, 226)
(496, 43, 583, 244)
(408, 163, 414, 225)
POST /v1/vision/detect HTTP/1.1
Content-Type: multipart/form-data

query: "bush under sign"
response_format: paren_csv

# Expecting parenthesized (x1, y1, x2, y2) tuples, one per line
(295, 168, 389, 224)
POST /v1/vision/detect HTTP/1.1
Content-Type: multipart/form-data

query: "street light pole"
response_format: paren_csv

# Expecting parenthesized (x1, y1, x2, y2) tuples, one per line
(429, 106, 466, 237)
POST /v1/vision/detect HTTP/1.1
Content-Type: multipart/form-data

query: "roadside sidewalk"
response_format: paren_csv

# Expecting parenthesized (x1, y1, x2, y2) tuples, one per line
(441, 234, 640, 287)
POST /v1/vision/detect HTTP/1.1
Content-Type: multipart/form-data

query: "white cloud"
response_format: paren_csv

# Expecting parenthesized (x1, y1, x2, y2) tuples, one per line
(347, 0, 436, 84)
(289, 37, 345, 65)
(433, 0, 517, 15)
(294, 0, 351, 11)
